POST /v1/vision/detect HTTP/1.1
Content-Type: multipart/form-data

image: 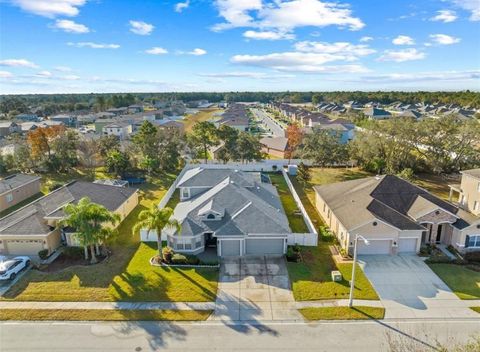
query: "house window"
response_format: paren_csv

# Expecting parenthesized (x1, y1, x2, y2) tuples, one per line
(6, 193, 13, 203)
(323, 203, 326, 212)
(207, 213, 216, 220)
(468, 235, 480, 248)
(474, 201, 479, 211)
(181, 188, 189, 198)
(477, 182, 480, 192)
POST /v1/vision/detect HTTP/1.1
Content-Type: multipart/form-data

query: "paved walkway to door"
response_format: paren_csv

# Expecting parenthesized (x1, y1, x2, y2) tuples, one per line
(210, 256, 303, 322)
(359, 255, 479, 319)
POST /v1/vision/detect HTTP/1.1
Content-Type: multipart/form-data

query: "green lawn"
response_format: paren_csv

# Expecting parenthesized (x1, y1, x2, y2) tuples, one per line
(2, 174, 219, 302)
(0, 192, 44, 218)
(287, 238, 379, 301)
(285, 168, 378, 301)
(299, 306, 385, 320)
(471, 307, 480, 314)
(428, 264, 480, 300)
(182, 108, 221, 133)
(412, 173, 451, 201)
(0, 309, 212, 321)
(269, 173, 309, 233)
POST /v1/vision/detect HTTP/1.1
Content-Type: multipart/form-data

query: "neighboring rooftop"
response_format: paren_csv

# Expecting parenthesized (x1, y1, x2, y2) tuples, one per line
(314, 175, 474, 232)
(0, 181, 138, 236)
(0, 174, 40, 195)
(461, 168, 480, 180)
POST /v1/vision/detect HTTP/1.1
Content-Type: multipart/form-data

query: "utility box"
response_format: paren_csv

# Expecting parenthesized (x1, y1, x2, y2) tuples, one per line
(288, 165, 298, 176)
(331, 270, 343, 282)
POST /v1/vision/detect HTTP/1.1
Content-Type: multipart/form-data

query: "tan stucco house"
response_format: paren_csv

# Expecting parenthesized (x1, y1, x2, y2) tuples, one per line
(314, 174, 480, 255)
(0, 181, 138, 257)
(0, 174, 41, 213)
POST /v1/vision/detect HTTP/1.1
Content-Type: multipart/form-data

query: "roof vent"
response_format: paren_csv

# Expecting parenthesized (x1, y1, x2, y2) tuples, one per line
(234, 169, 239, 172)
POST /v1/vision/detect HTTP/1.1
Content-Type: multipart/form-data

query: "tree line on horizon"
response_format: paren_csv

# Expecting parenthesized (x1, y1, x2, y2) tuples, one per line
(1, 90, 479, 118)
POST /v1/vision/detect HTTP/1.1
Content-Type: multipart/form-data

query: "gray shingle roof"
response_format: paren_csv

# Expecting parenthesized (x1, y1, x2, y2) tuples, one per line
(173, 169, 290, 237)
(0, 181, 137, 236)
(314, 175, 468, 231)
(462, 168, 480, 180)
(0, 174, 40, 195)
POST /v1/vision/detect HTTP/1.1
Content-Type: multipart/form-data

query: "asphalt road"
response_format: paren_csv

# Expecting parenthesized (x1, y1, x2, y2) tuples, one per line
(251, 108, 286, 137)
(1, 319, 479, 351)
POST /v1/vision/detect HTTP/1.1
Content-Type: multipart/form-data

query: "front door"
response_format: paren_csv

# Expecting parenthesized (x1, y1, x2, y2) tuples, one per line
(204, 232, 217, 248)
(436, 224, 443, 243)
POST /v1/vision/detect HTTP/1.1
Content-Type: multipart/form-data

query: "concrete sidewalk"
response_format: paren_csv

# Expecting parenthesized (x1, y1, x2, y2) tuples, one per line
(0, 301, 215, 310)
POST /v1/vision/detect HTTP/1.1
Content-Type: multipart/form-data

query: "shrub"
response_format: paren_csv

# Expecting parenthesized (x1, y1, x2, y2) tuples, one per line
(286, 246, 298, 262)
(38, 249, 49, 260)
(465, 251, 480, 263)
(48, 182, 64, 192)
(171, 253, 188, 265)
(63, 247, 85, 260)
(162, 246, 174, 263)
(425, 256, 452, 264)
(185, 254, 200, 265)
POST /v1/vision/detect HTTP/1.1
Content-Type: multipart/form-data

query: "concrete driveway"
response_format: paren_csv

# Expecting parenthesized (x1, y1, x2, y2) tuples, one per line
(210, 256, 303, 322)
(359, 255, 478, 319)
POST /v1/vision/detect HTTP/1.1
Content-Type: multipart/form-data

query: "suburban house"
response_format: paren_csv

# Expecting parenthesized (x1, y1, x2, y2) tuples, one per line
(259, 136, 288, 158)
(163, 168, 291, 257)
(314, 174, 480, 255)
(0, 174, 41, 213)
(102, 121, 133, 140)
(0, 121, 21, 137)
(449, 169, 480, 250)
(364, 107, 392, 120)
(50, 114, 77, 127)
(0, 181, 138, 257)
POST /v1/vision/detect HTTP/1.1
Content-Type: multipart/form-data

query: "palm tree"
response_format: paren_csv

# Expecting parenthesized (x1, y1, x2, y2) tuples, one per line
(133, 206, 181, 261)
(60, 197, 120, 264)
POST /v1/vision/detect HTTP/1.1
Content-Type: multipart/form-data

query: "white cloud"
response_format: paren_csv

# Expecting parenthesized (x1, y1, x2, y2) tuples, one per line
(54, 19, 89, 33)
(129, 20, 154, 35)
(429, 34, 461, 45)
(294, 41, 376, 58)
(11, 0, 87, 18)
(0, 71, 13, 78)
(187, 48, 207, 56)
(145, 47, 169, 55)
(55, 66, 72, 72)
(243, 30, 295, 40)
(0, 58, 38, 68)
(449, 0, 480, 21)
(175, 0, 190, 13)
(392, 35, 415, 45)
(61, 74, 80, 80)
(198, 71, 295, 79)
(67, 42, 120, 49)
(430, 10, 457, 23)
(359, 36, 373, 42)
(213, 0, 364, 32)
(35, 70, 53, 77)
(231, 52, 369, 73)
(378, 48, 425, 62)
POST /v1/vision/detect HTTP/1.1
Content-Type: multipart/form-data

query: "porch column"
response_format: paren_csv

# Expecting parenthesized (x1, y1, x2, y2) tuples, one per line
(430, 224, 438, 243)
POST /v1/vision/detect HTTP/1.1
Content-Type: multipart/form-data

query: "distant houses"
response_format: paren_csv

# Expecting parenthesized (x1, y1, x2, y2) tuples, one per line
(214, 103, 250, 132)
(0, 174, 41, 213)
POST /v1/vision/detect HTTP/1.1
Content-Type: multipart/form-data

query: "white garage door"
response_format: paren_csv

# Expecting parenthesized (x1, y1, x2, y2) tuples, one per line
(357, 239, 391, 255)
(398, 238, 418, 253)
(220, 240, 241, 257)
(6, 240, 43, 256)
(245, 239, 285, 255)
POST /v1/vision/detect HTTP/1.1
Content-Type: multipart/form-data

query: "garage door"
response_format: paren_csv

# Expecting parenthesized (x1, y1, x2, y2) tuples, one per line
(357, 239, 391, 255)
(6, 240, 43, 256)
(398, 238, 417, 253)
(220, 240, 241, 257)
(245, 238, 284, 255)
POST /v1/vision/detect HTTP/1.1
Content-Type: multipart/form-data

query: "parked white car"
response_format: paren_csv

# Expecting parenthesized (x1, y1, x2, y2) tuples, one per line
(0, 256, 31, 281)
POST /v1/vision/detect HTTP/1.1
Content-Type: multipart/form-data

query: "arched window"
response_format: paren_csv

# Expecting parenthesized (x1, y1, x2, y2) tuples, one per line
(207, 213, 216, 220)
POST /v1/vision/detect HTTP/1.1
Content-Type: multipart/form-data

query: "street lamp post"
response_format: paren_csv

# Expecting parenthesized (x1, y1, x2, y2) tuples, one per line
(348, 234, 369, 308)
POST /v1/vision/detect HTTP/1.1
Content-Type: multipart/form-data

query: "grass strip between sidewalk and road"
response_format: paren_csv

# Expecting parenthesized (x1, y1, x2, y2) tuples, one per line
(0, 309, 212, 321)
(470, 307, 480, 314)
(299, 306, 385, 321)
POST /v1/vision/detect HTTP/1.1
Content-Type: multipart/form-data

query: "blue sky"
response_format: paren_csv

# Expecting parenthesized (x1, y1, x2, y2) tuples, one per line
(0, 0, 479, 94)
